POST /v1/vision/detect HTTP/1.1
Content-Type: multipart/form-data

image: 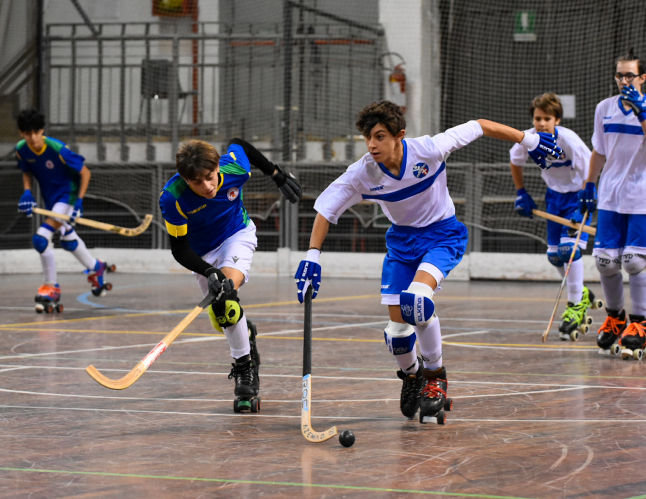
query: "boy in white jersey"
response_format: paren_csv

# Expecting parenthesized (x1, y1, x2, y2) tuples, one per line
(510, 93, 600, 341)
(295, 101, 562, 424)
(579, 51, 646, 357)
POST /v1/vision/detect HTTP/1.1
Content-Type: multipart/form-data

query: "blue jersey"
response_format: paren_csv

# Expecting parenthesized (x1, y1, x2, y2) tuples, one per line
(159, 143, 252, 256)
(16, 137, 85, 209)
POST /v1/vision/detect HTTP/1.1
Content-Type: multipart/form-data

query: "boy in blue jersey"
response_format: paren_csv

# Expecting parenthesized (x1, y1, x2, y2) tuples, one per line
(16, 109, 112, 312)
(160, 138, 301, 409)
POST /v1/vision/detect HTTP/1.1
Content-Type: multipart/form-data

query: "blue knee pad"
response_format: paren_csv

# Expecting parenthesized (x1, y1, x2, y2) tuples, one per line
(558, 242, 581, 264)
(547, 251, 564, 268)
(400, 282, 435, 326)
(384, 321, 416, 355)
(60, 238, 78, 251)
(32, 234, 49, 253)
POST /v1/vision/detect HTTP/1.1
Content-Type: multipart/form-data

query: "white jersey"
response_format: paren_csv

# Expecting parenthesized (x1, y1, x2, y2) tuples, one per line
(509, 126, 590, 194)
(592, 95, 646, 214)
(314, 121, 483, 227)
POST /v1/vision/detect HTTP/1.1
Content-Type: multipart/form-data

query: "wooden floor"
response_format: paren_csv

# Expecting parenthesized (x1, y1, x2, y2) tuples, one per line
(1, 271, 645, 499)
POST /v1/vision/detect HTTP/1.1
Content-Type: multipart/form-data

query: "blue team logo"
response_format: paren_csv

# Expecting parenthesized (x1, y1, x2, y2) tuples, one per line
(413, 163, 429, 178)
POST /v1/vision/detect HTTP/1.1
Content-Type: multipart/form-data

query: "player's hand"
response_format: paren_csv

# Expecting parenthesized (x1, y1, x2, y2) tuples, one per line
(514, 188, 537, 218)
(70, 198, 83, 225)
(524, 132, 564, 170)
(206, 267, 234, 301)
(271, 166, 302, 203)
(577, 182, 597, 215)
(620, 85, 646, 122)
(18, 189, 37, 217)
(295, 250, 321, 303)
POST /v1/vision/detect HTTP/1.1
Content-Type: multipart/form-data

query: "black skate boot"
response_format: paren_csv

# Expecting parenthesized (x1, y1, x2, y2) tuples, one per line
(396, 359, 424, 418)
(419, 366, 452, 425)
(597, 308, 627, 354)
(229, 354, 261, 413)
(615, 314, 646, 360)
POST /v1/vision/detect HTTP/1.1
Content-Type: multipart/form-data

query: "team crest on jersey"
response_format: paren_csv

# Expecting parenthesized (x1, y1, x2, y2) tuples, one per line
(413, 163, 429, 178)
(45, 160, 55, 170)
(227, 187, 239, 201)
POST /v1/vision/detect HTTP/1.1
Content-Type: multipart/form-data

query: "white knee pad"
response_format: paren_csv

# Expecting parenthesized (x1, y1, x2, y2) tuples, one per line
(400, 282, 435, 326)
(596, 253, 622, 276)
(384, 321, 416, 356)
(622, 253, 646, 275)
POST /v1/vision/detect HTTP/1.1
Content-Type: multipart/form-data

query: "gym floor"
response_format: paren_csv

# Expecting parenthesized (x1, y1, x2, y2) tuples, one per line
(0, 271, 645, 498)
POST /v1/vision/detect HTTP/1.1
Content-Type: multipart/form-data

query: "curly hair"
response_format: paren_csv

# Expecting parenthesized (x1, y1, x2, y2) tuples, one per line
(355, 100, 406, 137)
(175, 140, 221, 180)
(17, 109, 45, 132)
(529, 93, 563, 121)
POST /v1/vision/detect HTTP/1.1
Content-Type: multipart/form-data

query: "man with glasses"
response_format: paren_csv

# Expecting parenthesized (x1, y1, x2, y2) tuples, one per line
(579, 50, 646, 357)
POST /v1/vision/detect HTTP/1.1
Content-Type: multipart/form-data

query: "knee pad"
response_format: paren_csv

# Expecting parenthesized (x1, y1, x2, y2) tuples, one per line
(60, 228, 79, 252)
(32, 234, 50, 253)
(547, 251, 564, 268)
(400, 282, 435, 326)
(209, 299, 243, 330)
(557, 242, 581, 264)
(384, 321, 416, 356)
(622, 253, 646, 275)
(595, 253, 621, 276)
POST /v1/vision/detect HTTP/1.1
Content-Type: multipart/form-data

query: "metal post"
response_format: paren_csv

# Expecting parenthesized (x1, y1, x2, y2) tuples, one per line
(68, 25, 77, 151)
(145, 27, 155, 160)
(36, 0, 44, 111)
(170, 36, 180, 161)
(96, 34, 106, 161)
(119, 25, 129, 161)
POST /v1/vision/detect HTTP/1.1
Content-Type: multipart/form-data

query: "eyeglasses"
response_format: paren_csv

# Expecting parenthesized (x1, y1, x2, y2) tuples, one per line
(615, 72, 643, 82)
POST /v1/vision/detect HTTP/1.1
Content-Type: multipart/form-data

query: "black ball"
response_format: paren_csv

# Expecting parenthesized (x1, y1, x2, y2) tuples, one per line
(339, 430, 355, 447)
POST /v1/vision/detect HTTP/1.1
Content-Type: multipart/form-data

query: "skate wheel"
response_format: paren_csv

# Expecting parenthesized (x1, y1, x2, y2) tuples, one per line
(585, 316, 593, 325)
(91, 288, 101, 297)
(106, 283, 113, 291)
(570, 330, 579, 341)
(444, 398, 453, 411)
(55, 304, 64, 313)
(233, 400, 241, 413)
(621, 348, 632, 360)
(437, 410, 446, 425)
(108, 264, 116, 272)
(251, 398, 260, 413)
(611, 344, 621, 355)
(594, 299, 604, 309)
(35, 304, 44, 313)
(580, 325, 588, 335)
(634, 349, 643, 361)
(45, 304, 54, 314)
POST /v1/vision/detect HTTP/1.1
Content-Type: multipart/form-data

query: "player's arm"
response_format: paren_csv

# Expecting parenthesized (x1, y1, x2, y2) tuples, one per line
(578, 150, 606, 216)
(22, 172, 32, 191)
(510, 162, 525, 190)
(78, 165, 91, 199)
(18, 172, 36, 217)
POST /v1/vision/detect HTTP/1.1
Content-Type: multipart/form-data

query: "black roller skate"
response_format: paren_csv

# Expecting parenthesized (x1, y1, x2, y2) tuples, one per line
(229, 355, 260, 413)
(613, 315, 646, 360)
(597, 308, 627, 355)
(87, 260, 115, 296)
(34, 283, 63, 313)
(559, 287, 603, 341)
(396, 358, 424, 418)
(419, 366, 453, 425)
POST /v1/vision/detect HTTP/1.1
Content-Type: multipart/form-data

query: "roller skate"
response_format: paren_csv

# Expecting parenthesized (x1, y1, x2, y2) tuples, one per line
(597, 308, 627, 355)
(612, 315, 646, 360)
(34, 283, 63, 313)
(558, 287, 603, 341)
(419, 366, 453, 425)
(87, 260, 115, 296)
(229, 354, 260, 413)
(396, 358, 424, 418)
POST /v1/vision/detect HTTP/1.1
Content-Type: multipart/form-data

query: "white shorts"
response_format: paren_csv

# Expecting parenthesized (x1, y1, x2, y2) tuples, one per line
(48, 202, 75, 236)
(195, 222, 258, 297)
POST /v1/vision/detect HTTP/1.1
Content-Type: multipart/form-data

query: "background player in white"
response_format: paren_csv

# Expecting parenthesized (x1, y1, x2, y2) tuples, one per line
(295, 100, 562, 423)
(510, 93, 599, 341)
(579, 50, 646, 357)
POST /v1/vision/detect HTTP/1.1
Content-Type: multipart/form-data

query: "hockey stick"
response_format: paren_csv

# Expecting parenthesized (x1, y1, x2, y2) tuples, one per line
(301, 286, 338, 442)
(532, 209, 596, 236)
(86, 293, 215, 389)
(33, 207, 153, 237)
(541, 211, 589, 343)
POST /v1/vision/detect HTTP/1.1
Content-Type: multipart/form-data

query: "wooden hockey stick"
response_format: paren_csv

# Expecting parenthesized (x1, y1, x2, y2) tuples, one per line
(86, 293, 215, 389)
(301, 287, 338, 442)
(542, 211, 589, 343)
(34, 207, 152, 237)
(532, 209, 596, 236)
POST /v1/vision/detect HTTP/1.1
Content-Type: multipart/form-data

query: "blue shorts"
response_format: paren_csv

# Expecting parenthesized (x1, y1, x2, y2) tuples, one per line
(593, 209, 646, 258)
(381, 215, 468, 305)
(545, 188, 590, 250)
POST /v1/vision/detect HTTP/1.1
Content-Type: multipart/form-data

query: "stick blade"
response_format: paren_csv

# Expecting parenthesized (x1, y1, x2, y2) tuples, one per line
(86, 362, 148, 390)
(301, 423, 338, 442)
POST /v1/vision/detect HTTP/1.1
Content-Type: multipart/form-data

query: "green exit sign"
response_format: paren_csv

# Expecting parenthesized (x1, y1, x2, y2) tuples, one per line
(514, 11, 536, 42)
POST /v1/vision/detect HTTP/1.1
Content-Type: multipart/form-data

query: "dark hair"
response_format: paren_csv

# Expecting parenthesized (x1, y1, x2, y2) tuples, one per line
(355, 100, 406, 137)
(616, 48, 646, 75)
(16, 109, 45, 132)
(175, 140, 220, 180)
(530, 93, 563, 121)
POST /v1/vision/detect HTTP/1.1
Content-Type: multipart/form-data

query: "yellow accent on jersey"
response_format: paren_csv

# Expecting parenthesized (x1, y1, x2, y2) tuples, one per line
(165, 220, 188, 237)
(230, 152, 236, 161)
(175, 201, 188, 219)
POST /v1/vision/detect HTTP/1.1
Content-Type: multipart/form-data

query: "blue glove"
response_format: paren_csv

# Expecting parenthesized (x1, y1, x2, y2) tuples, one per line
(18, 189, 36, 217)
(295, 250, 322, 304)
(70, 198, 83, 225)
(514, 188, 537, 218)
(525, 132, 564, 170)
(577, 182, 597, 215)
(620, 85, 646, 122)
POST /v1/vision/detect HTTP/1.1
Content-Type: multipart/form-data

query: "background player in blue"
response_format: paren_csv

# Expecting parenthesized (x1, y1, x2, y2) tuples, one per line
(510, 93, 599, 341)
(580, 50, 646, 357)
(16, 109, 112, 312)
(160, 138, 301, 410)
(295, 100, 562, 424)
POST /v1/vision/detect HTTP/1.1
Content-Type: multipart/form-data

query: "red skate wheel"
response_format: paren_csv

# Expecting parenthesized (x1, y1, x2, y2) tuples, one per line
(108, 264, 116, 272)
(56, 304, 64, 313)
(444, 398, 453, 411)
(437, 410, 445, 425)
(45, 304, 54, 314)
(105, 283, 113, 291)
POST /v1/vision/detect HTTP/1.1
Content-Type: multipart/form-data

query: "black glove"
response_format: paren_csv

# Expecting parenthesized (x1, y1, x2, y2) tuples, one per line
(271, 166, 302, 203)
(205, 267, 234, 301)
